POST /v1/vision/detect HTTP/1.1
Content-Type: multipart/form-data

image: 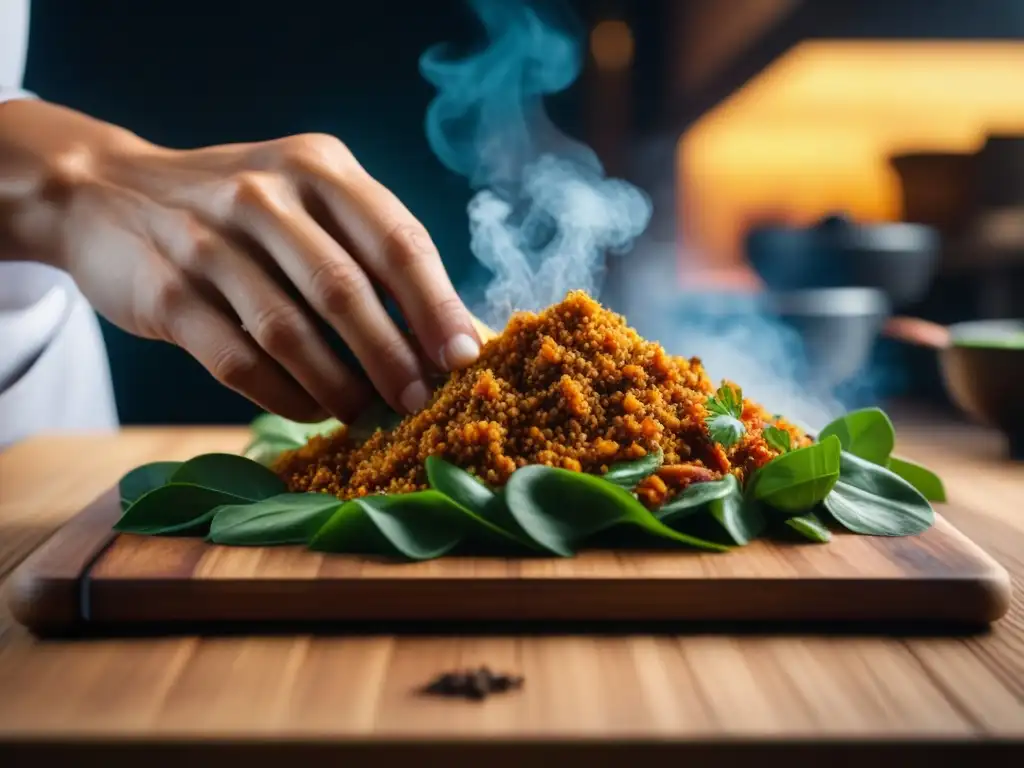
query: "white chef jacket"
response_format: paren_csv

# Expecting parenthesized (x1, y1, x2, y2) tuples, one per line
(0, 0, 119, 447)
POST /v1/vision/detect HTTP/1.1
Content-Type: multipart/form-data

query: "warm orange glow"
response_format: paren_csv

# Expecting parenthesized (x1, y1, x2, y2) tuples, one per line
(678, 41, 1024, 266)
(590, 20, 635, 71)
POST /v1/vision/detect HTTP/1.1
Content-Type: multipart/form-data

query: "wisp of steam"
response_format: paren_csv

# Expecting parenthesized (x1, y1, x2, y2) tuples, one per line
(420, 0, 652, 329)
(420, 0, 866, 431)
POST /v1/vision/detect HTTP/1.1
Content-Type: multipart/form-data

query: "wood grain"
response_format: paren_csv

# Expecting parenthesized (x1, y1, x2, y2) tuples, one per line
(6, 485, 1011, 632)
(1, 415, 1023, 760)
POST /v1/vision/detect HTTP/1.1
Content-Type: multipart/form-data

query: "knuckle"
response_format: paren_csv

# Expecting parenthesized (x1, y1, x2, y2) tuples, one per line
(375, 334, 418, 381)
(179, 228, 221, 273)
(283, 133, 354, 174)
(209, 344, 260, 390)
(232, 171, 288, 214)
(426, 294, 466, 323)
(382, 222, 438, 273)
(308, 259, 368, 319)
(149, 277, 191, 332)
(250, 302, 306, 354)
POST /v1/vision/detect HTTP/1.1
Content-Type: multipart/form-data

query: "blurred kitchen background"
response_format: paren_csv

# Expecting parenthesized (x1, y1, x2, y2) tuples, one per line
(22, 0, 1024, 455)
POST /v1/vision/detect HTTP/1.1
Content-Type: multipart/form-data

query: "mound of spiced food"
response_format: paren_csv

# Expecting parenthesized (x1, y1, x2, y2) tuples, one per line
(272, 291, 808, 510)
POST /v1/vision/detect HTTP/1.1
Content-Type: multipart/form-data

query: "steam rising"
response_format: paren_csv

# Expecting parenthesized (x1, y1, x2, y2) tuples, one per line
(421, 0, 872, 431)
(420, 0, 652, 328)
(620, 249, 847, 431)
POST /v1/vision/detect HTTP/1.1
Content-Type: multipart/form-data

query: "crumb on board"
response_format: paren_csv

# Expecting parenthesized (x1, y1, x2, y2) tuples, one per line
(272, 291, 810, 508)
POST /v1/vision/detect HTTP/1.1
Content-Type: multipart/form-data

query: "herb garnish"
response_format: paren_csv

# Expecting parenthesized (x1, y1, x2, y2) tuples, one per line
(704, 383, 747, 448)
(763, 425, 792, 454)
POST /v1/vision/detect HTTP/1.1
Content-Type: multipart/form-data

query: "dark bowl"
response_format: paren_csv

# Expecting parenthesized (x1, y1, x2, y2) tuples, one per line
(746, 215, 941, 309)
(940, 319, 1024, 460)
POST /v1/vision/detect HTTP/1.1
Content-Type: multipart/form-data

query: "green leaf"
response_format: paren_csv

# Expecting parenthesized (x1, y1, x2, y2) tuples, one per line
(248, 413, 342, 445)
(424, 456, 537, 549)
(886, 456, 946, 502)
(168, 453, 288, 501)
(504, 465, 729, 557)
(243, 439, 299, 467)
(709, 476, 766, 545)
(602, 449, 664, 490)
(763, 425, 791, 454)
(752, 435, 842, 514)
(656, 477, 737, 523)
(784, 510, 832, 543)
(208, 493, 341, 546)
(114, 483, 243, 536)
(309, 490, 470, 560)
(119, 460, 182, 510)
(818, 407, 896, 466)
(824, 451, 934, 537)
(243, 414, 344, 466)
(658, 475, 765, 546)
(706, 414, 746, 449)
(704, 383, 747, 448)
(706, 382, 743, 419)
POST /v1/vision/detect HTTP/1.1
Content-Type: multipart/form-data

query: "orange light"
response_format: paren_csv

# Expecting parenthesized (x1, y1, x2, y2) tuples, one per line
(590, 20, 634, 71)
(678, 41, 1024, 266)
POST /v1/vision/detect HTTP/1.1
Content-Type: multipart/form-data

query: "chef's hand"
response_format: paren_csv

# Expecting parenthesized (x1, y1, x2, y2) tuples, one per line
(0, 100, 482, 422)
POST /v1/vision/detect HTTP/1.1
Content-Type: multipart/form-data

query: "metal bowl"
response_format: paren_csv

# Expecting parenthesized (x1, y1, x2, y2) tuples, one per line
(766, 287, 892, 391)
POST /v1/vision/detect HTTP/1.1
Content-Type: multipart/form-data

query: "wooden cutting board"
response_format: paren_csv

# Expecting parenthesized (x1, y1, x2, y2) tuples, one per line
(6, 487, 1011, 636)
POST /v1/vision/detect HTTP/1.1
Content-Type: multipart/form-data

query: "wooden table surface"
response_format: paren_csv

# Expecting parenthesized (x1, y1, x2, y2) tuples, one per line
(1, 415, 1023, 765)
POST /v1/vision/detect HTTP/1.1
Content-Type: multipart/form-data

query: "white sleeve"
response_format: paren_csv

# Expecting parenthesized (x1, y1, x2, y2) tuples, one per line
(0, 0, 36, 103)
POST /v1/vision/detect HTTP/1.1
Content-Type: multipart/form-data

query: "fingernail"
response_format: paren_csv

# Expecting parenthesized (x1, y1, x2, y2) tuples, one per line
(399, 379, 431, 414)
(440, 333, 480, 371)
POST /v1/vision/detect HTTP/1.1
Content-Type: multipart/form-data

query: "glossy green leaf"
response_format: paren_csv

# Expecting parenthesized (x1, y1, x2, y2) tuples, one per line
(309, 490, 469, 560)
(119, 460, 182, 510)
(656, 477, 737, 524)
(243, 439, 299, 467)
(168, 453, 288, 501)
(424, 456, 536, 549)
(208, 493, 341, 546)
(886, 456, 946, 502)
(763, 425, 791, 454)
(601, 449, 664, 490)
(114, 483, 243, 536)
(243, 414, 344, 466)
(752, 435, 842, 514)
(818, 407, 895, 466)
(708, 475, 765, 545)
(784, 510, 832, 543)
(659, 474, 765, 546)
(824, 451, 934, 537)
(504, 465, 729, 557)
(248, 413, 342, 445)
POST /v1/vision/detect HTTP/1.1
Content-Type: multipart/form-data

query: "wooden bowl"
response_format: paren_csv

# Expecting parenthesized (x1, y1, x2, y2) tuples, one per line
(886, 317, 1024, 459)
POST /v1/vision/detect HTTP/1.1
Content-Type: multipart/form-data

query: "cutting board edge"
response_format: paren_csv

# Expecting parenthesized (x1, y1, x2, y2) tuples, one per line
(6, 488, 120, 636)
(5, 486, 1013, 636)
(81, 571, 1012, 626)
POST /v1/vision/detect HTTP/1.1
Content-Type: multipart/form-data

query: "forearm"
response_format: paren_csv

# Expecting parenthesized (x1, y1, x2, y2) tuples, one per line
(0, 99, 150, 263)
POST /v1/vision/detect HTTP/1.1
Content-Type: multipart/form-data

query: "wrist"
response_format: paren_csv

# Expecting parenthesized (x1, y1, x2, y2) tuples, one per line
(0, 99, 156, 268)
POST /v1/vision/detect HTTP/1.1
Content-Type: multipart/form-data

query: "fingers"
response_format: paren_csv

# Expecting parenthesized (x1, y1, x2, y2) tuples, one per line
(231, 173, 432, 415)
(154, 279, 328, 423)
(169, 228, 375, 422)
(309, 168, 482, 372)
